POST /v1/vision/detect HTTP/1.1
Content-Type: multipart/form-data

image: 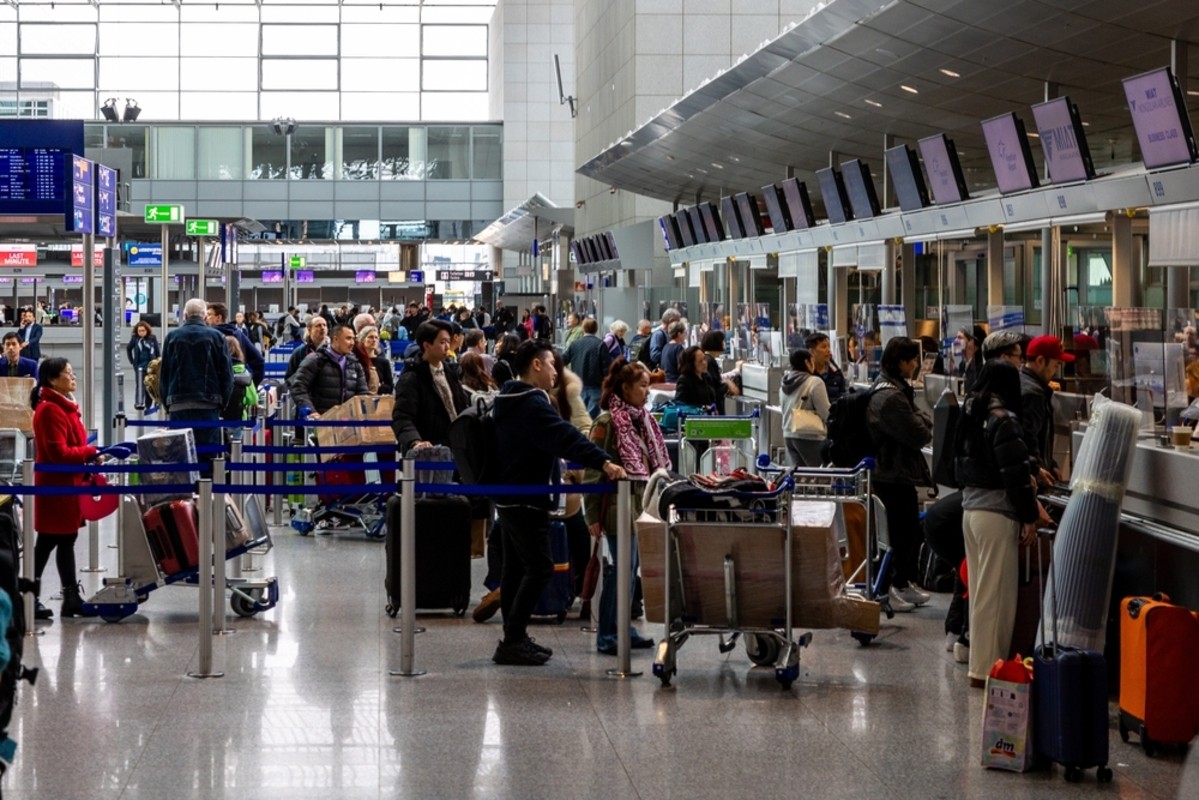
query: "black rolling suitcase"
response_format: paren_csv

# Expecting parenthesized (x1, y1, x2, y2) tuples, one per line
(385, 494, 472, 617)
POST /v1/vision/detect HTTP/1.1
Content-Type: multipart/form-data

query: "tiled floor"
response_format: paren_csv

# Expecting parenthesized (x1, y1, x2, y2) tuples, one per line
(7, 513, 1197, 800)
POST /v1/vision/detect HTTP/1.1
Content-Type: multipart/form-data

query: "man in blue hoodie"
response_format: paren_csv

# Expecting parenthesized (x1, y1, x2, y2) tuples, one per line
(207, 302, 264, 385)
(491, 340, 626, 666)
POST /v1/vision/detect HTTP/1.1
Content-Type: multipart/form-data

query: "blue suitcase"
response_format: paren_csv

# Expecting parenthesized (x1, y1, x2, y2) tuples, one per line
(1032, 530, 1113, 783)
(532, 521, 574, 622)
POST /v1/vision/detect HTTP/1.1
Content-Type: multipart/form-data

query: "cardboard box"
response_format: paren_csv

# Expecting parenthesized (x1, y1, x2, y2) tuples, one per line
(638, 501, 880, 635)
(316, 395, 396, 459)
(0, 378, 34, 435)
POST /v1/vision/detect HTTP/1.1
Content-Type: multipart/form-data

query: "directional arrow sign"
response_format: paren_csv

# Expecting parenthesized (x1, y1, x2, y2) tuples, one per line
(144, 204, 184, 224)
(186, 219, 218, 236)
(289, 256, 306, 269)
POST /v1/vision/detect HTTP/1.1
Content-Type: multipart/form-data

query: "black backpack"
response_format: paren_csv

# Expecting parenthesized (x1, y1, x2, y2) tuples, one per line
(824, 386, 879, 468)
(448, 398, 499, 486)
(931, 388, 960, 488)
(0, 493, 37, 778)
(917, 541, 957, 593)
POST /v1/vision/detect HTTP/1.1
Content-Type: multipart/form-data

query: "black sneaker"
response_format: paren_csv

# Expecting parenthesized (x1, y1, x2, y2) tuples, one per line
(34, 600, 53, 621)
(523, 637, 553, 658)
(492, 639, 550, 666)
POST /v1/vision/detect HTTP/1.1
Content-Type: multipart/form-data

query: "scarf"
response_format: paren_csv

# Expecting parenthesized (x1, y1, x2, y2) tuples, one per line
(608, 394, 671, 478)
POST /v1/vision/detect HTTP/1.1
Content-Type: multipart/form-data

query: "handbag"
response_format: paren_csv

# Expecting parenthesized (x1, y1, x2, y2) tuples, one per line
(580, 538, 602, 601)
(78, 473, 119, 521)
(789, 377, 825, 436)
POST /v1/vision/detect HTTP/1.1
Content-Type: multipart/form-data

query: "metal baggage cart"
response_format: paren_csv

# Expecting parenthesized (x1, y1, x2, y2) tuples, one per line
(678, 414, 759, 476)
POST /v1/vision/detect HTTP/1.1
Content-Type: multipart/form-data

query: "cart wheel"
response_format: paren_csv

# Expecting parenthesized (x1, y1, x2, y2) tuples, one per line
(852, 631, 876, 646)
(1064, 766, 1082, 783)
(100, 614, 125, 624)
(879, 599, 895, 620)
(1097, 766, 1113, 783)
(777, 678, 794, 690)
(231, 589, 263, 618)
(385, 604, 397, 619)
(652, 663, 674, 687)
(1142, 735, 1157, 758)
(1118, 721, 1129, 743)
(745, 634, 781, 667)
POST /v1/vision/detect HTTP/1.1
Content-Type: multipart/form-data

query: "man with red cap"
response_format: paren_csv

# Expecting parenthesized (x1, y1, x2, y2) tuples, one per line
(1020, 335, 1074, 486)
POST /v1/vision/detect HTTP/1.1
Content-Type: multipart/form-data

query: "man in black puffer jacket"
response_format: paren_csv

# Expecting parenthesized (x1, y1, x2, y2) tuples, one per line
(392, 319, 468, 452)
(288, 324, 369, 415)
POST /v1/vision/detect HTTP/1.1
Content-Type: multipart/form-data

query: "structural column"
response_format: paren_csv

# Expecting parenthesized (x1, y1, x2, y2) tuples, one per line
(1168, 41, 1192, 311)
(1110, 212, 1137, 308)
(986, 228, 1005, 310)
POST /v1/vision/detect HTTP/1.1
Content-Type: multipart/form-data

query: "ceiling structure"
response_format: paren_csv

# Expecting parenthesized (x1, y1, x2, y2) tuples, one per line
(578, 0, 1199, 213)
(474, 193, 574, 252)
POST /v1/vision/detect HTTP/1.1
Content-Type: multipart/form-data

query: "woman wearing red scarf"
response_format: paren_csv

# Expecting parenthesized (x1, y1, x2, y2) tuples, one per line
(584, 357, 671, 655)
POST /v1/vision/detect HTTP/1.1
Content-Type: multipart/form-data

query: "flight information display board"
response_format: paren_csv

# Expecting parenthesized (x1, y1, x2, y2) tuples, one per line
(0, 147, 68, 216)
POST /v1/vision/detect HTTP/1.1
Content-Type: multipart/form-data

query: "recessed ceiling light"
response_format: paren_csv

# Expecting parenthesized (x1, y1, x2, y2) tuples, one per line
(1189, 90, 1199, 97)
(900, 84, 919, 94)
(666, 155, 675, 160)
(1028, 131, 1040, 138)
(864, 99, 883, 108)
(939, 68, 961, 78)
(729, 156, 739, 162)
(711, 162, 723, 169)
(834, 111, 852, 119)
(1081, 121, 1090, 127)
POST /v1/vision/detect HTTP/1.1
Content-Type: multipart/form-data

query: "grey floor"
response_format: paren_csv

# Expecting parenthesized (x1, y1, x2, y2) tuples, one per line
(7, 513, 1198, 800)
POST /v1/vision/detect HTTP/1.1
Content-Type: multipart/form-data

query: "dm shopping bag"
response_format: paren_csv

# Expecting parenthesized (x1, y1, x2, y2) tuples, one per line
(981, 655, 1035, 772)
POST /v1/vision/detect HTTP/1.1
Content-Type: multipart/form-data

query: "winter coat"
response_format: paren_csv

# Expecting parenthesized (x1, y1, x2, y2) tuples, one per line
(550, 369, 593, 437)
(214, 322, 265, 385)
(125, 333, 160, 371)
(391, 359, 469, 452)
(288, 346, 369, 414)
(866, 371, 933, 486)
(674, 371, 715, 407)
(563, 334, 612, 388)
(780, 369, 830, 440)
(32, 388, 99, 535)
(160, 317, 233, 413)
(954, 398, 1039, 523)
(285, 340, 321, 381)
(1020, 366, 1057, 474)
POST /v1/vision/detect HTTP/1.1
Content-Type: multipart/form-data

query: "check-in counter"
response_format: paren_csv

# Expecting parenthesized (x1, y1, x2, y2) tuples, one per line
(737, 363, 783, 464)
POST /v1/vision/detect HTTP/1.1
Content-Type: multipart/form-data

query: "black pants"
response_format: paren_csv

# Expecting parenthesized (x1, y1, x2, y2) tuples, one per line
(562, 510, 591, 598)
(874, 480, 920, 590)
(34, 533, 78, 594)
(496, 505, 554, 644)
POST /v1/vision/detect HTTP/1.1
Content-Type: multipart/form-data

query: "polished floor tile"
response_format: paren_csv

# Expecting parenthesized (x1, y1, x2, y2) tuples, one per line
(4, 492, 1194, 800)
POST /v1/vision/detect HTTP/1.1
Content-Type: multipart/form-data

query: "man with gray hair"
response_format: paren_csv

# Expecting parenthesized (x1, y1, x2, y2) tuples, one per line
(648, 308, 682, 369)
(352, 311, 377, 334)
(159, 297, 233, 457)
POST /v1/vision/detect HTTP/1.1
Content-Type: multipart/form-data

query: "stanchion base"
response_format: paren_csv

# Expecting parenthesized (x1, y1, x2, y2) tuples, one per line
(80, 567, 107, 573)
(605, 668, 643, 679)
(214, 629, 237, 636)
(392, 626, 427, 634)
(387, 669, 427, 677)
(25, 629, 45, 638)
(580, 625, 598, 633)
(186, 671, 226, 679)
(107, 544, 119, 549)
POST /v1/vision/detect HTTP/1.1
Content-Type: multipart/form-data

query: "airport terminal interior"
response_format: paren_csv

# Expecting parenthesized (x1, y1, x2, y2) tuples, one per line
(2, 0, 1199, 797)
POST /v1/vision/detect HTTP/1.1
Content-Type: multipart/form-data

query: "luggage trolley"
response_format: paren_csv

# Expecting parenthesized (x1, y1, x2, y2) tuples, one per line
(678, 413, 760, 477)
(652, 475, 812, 690)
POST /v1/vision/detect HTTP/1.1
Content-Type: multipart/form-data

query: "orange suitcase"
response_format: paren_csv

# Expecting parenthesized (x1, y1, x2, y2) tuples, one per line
(1118, 594, 1199, 754)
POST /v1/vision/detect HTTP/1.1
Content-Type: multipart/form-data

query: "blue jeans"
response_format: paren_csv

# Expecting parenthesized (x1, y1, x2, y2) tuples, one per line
(597, 532, 650, 650)
(581, 386, 602, 419)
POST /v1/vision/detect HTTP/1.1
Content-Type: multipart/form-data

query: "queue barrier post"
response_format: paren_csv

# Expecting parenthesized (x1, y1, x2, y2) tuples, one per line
(273, 430, 289, 527)
(606, 479, 641, 679)
(212, 457, 234, 635)
(187, 476, 223, 679)
(228, 440, 246, 578)
(21, 459, 43, 638)
(388, 456, 426, 678)
(112, 414, 127, 570)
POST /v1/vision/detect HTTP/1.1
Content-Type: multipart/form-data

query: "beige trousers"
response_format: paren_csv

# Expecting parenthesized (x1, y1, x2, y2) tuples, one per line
(962, 508, 1020, 681)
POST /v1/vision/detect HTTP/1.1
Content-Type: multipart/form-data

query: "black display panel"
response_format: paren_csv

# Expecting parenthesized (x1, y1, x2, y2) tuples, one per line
(698, 201, 725, 242)
(734, 192, 763, 237)
(687, 206, 708, 244)
(570, 240, 584, 263)
(840, 159, 881, 219)
(1031, 96, 1096, 183)
(780, 178, 815, 229)
(981, 112, 1040, 194)
(585, 237, 602, 263)
(604, 231, 620, 259)
(721, 195, 745, 239)
(0, 147, 68, 217)
(658, 215, 681, 250)
(760, 183, 792, 233)
(1122, 67, 1199, 170)
(815, 166, 851, 224)
(917, 133, 971, 205)
(884, 144, 930, 212)
(675, 209, 697, 247)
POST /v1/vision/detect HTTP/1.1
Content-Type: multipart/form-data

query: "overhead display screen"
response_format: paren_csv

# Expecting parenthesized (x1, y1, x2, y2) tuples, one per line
(658, 215, 681, 250)
(981, 112, 1040, 194)
(1031, 97, 1095, 184)
(884, 145, 930, 212)
(780, 178, 815, 229)
(0, 147, 68, 216)
(734, 192, 763, 238)
(815, 167, 851, 225)
(840, 159, 881, 219)
(698, 202, 724, 242)
(761, 183, 792, 233)
(917, 134, 970, 205)
(1123, 67, 1198, 169)
(721, 196, 745, 239)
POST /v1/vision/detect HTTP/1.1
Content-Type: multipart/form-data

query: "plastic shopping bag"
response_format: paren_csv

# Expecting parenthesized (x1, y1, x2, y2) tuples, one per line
(981, 655, 1035, 772)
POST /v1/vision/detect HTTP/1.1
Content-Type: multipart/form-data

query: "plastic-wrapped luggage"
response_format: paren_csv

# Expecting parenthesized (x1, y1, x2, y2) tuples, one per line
(136, 428, 200, 506)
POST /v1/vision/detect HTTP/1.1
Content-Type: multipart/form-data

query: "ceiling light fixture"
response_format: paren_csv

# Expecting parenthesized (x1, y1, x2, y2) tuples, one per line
(1027, 131, 1040, 138)
(900, 84, 919, 94)
(834, 111, 852, 119)
(864, 99, 882, 108)
(939, 68, 961, 78)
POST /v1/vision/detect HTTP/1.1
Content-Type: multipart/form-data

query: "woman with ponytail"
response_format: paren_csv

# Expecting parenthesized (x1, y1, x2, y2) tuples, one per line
(30, 358, 100, 619)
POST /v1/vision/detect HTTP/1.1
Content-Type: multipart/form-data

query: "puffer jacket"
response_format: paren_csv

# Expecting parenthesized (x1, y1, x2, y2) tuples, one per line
(160, 317, 233, 412)
(288, 345, 369, 414)
(1019, 366, 1057, 473)
(866, 370, 933, 485)
(954, 397, 1038, 523)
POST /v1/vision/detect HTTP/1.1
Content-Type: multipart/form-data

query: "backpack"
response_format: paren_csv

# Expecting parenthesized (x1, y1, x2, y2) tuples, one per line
(824, 386, 879, 468)
(447, 397, 499, 486)
(917, 541, 956, 593)
(0, 492, 36, 769)
(931, 387, 960, 488)
(143, 357, 162, 406)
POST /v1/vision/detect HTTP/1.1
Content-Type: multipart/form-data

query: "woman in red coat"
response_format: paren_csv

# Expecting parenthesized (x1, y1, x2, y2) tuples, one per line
(31, 358, 100, 620)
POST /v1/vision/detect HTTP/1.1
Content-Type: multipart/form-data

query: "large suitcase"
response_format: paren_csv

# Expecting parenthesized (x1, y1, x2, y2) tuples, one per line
(1117, 594, 1199, 754)
(1032, 530, 1113, 783)
(385, 494, 471, 616)
(531, 520, 574, 622)
(143, 499, 200, 575)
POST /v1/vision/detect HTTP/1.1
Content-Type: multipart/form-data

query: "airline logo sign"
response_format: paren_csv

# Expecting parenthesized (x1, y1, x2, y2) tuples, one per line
(0, 244, 37, 267)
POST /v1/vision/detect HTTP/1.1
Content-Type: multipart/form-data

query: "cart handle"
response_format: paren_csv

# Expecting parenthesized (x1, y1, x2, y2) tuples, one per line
(756, 454, 875, 474)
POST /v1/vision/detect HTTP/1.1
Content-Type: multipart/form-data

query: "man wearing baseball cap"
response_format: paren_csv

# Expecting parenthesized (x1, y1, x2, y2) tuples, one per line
(1020, 335, 1074, 486)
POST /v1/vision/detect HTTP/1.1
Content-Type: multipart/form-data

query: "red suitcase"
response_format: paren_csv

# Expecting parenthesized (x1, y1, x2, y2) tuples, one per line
(1118, 594, 1199, 754)
(143, 500, 200, 575)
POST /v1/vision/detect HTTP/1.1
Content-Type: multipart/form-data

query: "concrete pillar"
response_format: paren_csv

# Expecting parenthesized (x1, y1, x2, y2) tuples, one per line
(1168, 42, 1191, 311)
(1111, 212, 1136, 307)
(881, 241, 896, 305)
(828, 260, 849, 334)
(987, 229, 1005, 309)
(901, 242, 917, 323)
(1041, 228, 1054, 335)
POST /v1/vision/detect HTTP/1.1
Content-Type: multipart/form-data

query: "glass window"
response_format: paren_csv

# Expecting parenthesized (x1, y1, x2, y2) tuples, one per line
(20, 23, 95, 55)
(153, 127, 195, 180)
(471, 126, 502, 180)
(198, 127, 243, 180)
(0, 57, 13, 84)
(261, 59, 338, 91)
(339, 126, 378, 180)
(100, 57, 181, 92)
(421, 91, 489, 122)
(260, 91, 339, 120)
(181, 92, 258, 121)
(426, 126, 469, 180)
(342, 92, 419, 123)
(180, 23, 259, 57)
(421, 25, 487, 57)
(289, 126, 330, 180)
(422, 60, 486, 92)
(99, 23, 178, 57)
(106, 126, 148, 179)
(381, 126, 424, 180)
(341, 24, 420, 57)
(261, 24, 339, 57)
(180, 58, 258, 92)
(20, 58, 95, 90)
(250, 126, 288, 180)
(84, 124, 105, 149)
(342, 58, 419, 93)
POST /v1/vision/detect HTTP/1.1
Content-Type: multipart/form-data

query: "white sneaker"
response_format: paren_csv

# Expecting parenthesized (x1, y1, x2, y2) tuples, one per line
(896, 585, 931, 606)
(887, 587, 916, 612)
(945, 632, 958, 652)
(954, 641, 970, 663)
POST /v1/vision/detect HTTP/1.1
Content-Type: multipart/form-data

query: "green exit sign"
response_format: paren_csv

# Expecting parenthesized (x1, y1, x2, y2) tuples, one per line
(143, 204, 184, 223)
(289, 256, 306, 269)
(186, 219, 218, 236)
